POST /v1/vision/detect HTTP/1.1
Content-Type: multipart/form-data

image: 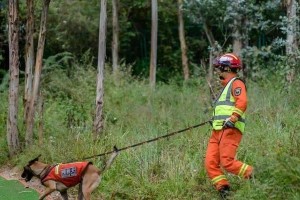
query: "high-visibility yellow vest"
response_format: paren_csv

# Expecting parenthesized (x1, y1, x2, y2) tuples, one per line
(212, 77, 245, 133)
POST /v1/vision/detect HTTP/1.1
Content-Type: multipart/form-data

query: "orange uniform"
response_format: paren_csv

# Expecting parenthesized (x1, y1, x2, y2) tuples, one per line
(205, 74, 253, 190)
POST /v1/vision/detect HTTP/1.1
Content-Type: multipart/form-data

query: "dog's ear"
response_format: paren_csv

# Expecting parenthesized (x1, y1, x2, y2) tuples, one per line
(28, 154, 42, 165)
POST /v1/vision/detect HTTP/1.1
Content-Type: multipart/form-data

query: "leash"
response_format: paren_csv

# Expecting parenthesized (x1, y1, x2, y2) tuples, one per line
(82, 120, 211, 160)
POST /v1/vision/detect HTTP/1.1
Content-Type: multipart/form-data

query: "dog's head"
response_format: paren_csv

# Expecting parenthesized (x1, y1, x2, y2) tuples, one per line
(21, 154, 41, 182)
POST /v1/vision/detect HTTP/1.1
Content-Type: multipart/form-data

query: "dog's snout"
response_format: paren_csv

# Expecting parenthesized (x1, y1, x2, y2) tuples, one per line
(24, 174, 33, 182)
(21, 167, 33, 181)
(21, 168, 27, 178)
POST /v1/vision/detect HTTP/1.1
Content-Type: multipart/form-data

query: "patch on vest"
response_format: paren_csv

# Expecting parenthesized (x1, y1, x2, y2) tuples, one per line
(61, 167, 77, 178)
(234, 87, 242, 96)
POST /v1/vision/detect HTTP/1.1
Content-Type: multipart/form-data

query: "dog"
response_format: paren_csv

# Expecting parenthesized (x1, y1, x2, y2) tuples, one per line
(21, 147, 119, 200)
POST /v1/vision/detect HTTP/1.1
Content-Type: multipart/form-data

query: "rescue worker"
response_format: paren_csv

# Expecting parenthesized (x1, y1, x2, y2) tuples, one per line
(205, 53, 253, 199)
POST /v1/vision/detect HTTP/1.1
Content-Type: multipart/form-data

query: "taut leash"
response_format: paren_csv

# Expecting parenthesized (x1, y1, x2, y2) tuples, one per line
(82, 120, 211, 160)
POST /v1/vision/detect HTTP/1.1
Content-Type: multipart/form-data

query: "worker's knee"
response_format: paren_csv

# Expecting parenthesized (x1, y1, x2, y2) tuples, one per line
(220, 157, 234, 170)
(205, 157, 219, 170)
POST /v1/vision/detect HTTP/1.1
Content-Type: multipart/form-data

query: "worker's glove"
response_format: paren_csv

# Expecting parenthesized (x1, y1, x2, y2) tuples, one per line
(223, 117, 235, 129)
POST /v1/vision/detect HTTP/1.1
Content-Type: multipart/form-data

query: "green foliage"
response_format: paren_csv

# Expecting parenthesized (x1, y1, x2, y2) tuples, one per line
(2, 56, 300, 198)
(0, 90, 8, 165)
(2, 0, 300, 198)
(185, 0, 300, 84)
(46, 0, 100, 57)
(232, 80, 300, 199)
(43, 52, 74, 72)
(0, 1, 7, 69)
(0, 69, 9, 92)
(2, 0, 297, 82)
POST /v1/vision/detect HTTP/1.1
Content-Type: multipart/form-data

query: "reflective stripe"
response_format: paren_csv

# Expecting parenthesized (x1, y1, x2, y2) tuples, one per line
(213, 115, 245, 123)
(212, 175, 227, 185)
(216, 101, 235, 106)
(233, 107, 244, 116)
(238, 163, 249, 177)
(55, 165, 60, 175)
(213, 115, 231, 120)
(225, 82, 233, 101)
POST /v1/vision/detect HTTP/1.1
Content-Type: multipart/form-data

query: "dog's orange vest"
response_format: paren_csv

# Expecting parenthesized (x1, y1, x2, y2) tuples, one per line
(42, 162, 91, 187)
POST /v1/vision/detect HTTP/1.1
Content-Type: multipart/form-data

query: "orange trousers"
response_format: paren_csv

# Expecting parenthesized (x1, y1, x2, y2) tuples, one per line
(205, 128, 253, 190)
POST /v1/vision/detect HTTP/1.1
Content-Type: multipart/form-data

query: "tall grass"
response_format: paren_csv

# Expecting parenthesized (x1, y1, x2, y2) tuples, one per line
(1, 64, 300, 199)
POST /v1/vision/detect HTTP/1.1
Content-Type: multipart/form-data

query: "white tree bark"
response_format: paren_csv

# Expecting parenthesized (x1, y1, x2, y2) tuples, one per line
(285, 0, 298, 83)
(93, 0, 107, 138)
(286, 0, 298, 55)
(112, 0, 119, 75)
(232, 4, 242, 56)
(178, 0, 189, 80)
(25, 0, 50, 146)
(149, 0, 158, 89)
(24, 0, 35, 121)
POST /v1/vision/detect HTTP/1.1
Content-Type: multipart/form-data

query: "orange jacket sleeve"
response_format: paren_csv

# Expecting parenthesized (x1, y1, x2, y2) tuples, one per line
(230, 79, 247, 122)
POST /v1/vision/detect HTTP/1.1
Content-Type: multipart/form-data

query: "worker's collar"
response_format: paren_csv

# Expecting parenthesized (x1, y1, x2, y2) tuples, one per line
(220, 73, 237, 86)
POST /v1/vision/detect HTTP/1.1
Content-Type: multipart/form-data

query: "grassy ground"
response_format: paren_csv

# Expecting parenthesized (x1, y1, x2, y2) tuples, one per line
(0, 176, 39, 200)
(1, 67, 300, 199)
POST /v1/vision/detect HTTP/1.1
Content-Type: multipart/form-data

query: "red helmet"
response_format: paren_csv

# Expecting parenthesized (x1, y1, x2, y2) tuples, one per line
(213, 53, 242, 70)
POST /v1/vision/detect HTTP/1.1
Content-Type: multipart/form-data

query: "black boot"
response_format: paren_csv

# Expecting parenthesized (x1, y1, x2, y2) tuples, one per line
(219, 185, 230, 200)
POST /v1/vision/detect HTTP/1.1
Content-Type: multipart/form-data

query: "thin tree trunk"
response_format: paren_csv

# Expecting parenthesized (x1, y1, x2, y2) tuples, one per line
(7, 0, 20, 157)
(285, 0, 297, 84)
(93, 0, 107, 139)
(149, 0, 157, 89)
(202, 58, 216, 104)
(208, 52, 216, 103)
(286, 0, 298, 55)
(208, 52, 214, 87)
(241, 16, 249, 81)
(177, 0, 189, 80)
(112, 0, 119, 76)
(37, 91, 44, 146)
(201, 17, 220, 103)
(232, 17, 242, 56)
(25, 0, 50, 146)
(202, 17, 216, 50)
(230, 0, 243, 56)
(24, 0, 35, 121)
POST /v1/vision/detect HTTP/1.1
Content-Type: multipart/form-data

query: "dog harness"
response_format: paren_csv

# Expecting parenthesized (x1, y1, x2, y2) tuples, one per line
(41, 162, 91, 187)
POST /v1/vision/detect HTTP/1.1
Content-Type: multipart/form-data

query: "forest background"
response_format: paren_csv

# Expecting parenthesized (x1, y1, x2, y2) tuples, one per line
(1, 0, 300, 199)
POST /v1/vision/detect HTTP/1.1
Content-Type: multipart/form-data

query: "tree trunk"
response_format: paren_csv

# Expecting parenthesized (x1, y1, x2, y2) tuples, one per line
(232, 18, 242, 56)
(286, 0, 298, 56)
(230, 0, 247, 81)
(201, 17, 220, 103)
(177, 0, 189, 80)
(112, 0, 119, 76)
(25, 0, 50, 146)
(24, 0, 35, 121)
(7, 0, 20, 157)
(149, 0, 158, 89)
(93, 0, 107, 139)
(241, 16, 249, 81)
(37, 91, 44, 146)
(285, 0, 297, 84)
(202, 17, 216, 50)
